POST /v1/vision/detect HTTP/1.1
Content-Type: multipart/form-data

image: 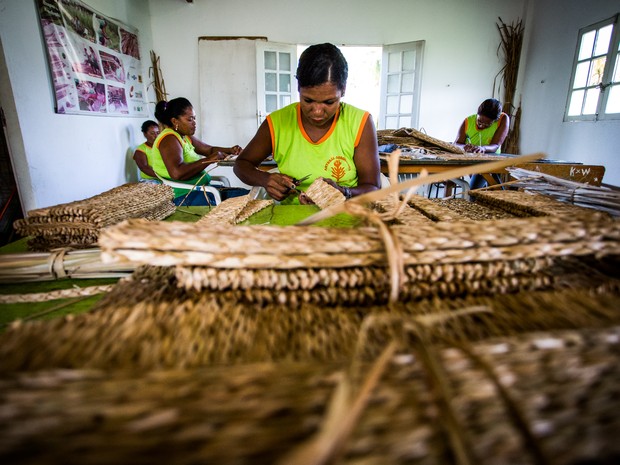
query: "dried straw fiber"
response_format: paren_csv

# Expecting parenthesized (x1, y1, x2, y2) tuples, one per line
(13, 183, 175, 251)
(1, 325, 619, 464)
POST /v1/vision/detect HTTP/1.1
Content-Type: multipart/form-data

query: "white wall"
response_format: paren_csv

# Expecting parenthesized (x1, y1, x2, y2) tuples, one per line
(0, 0, 155, 212)
(148, 0, 525, 145)
(519, 0, 620, 186)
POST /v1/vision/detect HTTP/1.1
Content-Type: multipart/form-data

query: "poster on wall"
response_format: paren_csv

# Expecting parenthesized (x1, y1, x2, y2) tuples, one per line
(36, 0, 148, 117)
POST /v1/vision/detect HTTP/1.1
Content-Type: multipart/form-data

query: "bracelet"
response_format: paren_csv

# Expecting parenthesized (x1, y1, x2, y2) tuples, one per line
(343, 187, 352, 199)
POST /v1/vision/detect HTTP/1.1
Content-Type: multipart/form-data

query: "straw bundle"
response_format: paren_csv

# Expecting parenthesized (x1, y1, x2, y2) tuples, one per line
(0, 247, 136, 283)
(507, 167, 620, 217)
(0, 284, 115, 304)
(13, 183, 175, 251)
(149, 50, 168, 103)
(305, 178, 346, 209)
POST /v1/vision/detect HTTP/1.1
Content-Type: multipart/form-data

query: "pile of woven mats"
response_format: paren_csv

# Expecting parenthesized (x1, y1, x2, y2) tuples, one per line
(12, 183, 175, 251)
(1, 184, 619, 464)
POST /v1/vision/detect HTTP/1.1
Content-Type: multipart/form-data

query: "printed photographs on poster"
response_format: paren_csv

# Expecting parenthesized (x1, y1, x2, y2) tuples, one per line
(107, 85, 129, 114)
(36, 0, 147, 117)
(100, 51, 125, 83)
(120, 29, 141, 60)
(75, 79, 106, 112)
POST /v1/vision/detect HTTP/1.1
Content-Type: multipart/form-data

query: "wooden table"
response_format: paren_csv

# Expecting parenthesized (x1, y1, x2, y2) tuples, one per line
(380, 155, 606, 186)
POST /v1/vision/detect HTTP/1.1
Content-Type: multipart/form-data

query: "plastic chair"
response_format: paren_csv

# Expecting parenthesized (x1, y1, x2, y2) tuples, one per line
(155, 173, 231, 205)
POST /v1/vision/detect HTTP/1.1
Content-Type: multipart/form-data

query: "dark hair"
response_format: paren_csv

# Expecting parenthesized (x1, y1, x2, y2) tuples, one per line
(478, 98, 502, 121)
(141, 120, 158, 133)
(154, 98, 193, 127)
(296, 43, 348, 92)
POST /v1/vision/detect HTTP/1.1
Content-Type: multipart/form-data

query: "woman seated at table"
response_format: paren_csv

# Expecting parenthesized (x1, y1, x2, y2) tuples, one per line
(454, 98, 510, 154)
(152, 97, 246, 205)
(133, 119, 160, 182)
(233, 42, 381, 204)
(454, 98, 510, 188)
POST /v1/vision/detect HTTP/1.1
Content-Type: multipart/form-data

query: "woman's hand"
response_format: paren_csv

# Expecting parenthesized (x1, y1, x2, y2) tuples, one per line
(464, 144, 484, 153)
(298, 192, 315, 205)
(321, 178, 349, 197)
(265, 173, 297, 201)
(229, 145, 242, 155)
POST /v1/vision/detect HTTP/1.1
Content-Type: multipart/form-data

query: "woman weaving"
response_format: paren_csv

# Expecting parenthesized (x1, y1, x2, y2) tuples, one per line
(453, 98, 510, 154)
(151, 97, 244, 205)
(454, 98, 510, 189)
(234, 43, 381, 204)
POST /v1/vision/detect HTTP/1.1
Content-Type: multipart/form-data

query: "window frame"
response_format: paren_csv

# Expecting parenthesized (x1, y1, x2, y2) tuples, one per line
(378, 41, 425, 130)
(564, 14, 620, 122)
(256, 42, 297, 126)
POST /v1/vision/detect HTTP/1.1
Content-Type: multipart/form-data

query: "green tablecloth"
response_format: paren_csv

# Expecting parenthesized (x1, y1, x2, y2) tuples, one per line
(0, 205, 359, 327)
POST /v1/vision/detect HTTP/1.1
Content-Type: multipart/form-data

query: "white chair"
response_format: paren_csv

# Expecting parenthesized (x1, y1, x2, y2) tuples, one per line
(155, 173, 231, 205)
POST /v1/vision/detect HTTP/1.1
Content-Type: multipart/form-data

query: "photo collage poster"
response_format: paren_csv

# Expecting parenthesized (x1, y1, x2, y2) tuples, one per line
(36, 0, 148, 117)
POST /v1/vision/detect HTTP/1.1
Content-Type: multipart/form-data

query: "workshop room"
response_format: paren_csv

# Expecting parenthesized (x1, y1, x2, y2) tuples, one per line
(0, 0, 619, 463)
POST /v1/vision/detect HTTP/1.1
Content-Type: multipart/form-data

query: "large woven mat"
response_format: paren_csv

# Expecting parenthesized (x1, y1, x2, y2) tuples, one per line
(99, 212, 619, 269)
(1, 324, 619, 463)
(3, 187, 620, 464)
(470, 189, 601, 217)
(1, 253, 618, 371)
(13, 183, 175, 251)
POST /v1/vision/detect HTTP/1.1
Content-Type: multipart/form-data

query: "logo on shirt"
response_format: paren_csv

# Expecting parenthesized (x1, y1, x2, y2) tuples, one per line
(324, 156, 351, 182)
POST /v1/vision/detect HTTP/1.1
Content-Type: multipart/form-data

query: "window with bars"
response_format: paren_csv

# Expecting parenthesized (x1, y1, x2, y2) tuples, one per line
(565, 14, 620, 121)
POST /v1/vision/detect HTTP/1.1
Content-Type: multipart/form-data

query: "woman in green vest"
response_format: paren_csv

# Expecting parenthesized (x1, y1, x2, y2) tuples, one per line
(454, 98, 510, 188)
(233, 43, 381, 204)
(133, 120, 160, 181)
(151, 97, 245, 205)
(454, 98, 510, 154)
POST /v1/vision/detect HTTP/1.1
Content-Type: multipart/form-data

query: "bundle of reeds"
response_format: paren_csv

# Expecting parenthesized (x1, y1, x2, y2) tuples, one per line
(149, 50, 168, 103)
(495, 17, 524, 155)
(0, 247, 135, 283)
(506, 167, 620, 217)
(13, 183, 175, 251)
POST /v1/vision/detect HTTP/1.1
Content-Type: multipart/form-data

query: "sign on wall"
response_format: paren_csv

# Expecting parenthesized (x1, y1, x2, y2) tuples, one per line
(36, 0, 148, 117)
